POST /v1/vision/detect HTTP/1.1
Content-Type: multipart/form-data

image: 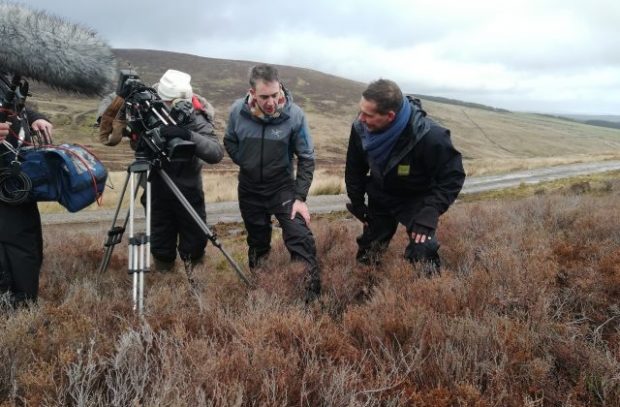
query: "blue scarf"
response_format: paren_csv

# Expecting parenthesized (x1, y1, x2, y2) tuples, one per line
(361, 97, 412, 172)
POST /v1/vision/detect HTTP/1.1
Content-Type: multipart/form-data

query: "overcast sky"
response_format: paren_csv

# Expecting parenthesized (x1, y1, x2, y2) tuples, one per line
(22, 0, 620, 115)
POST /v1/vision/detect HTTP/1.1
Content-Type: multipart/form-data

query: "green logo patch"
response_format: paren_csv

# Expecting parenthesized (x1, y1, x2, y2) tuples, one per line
(397, 164, 410, 176)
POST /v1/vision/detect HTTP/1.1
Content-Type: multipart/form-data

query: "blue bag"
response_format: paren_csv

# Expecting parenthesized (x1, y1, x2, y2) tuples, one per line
(16, 144, 108, 212)
(17, 148, 59, 202)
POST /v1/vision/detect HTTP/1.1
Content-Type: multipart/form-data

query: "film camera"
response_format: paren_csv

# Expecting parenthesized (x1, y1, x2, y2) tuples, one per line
(116, 69, 196, 163)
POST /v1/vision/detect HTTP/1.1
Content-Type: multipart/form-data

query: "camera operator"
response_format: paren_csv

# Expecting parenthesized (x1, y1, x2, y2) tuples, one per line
(103, 69, 224, 273)
(0, 72, 53, 307)
(146, 70, 224, 273)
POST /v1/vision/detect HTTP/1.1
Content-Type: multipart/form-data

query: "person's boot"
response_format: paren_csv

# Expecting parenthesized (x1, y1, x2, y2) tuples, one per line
(248, 247, 270, 270)
(304, 268, 321, 304)
(153, 257, 175, 273)
(355, 241, 387, 266)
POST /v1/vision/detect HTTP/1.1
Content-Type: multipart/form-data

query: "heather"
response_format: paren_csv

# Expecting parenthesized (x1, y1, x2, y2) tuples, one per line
(1, 187, 620, 406)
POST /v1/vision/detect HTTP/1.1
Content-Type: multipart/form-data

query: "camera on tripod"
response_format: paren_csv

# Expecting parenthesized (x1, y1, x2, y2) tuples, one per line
(116, 69, 196, 163)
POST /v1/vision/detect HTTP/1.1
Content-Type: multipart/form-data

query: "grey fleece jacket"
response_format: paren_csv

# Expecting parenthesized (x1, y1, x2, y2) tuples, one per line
(224, 90, 315, 201)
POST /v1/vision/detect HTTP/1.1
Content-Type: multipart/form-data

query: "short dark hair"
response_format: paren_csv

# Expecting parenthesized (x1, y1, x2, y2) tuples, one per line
(362, 79, 403, 114)
(249, 64, 280, 88)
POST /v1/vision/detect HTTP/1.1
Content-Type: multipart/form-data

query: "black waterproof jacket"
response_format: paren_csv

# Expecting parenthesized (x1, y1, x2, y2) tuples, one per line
(345, 97, 465, 230)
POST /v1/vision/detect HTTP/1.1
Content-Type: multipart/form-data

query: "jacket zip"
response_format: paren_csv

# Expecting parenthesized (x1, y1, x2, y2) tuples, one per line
(260, 124, 266, 183)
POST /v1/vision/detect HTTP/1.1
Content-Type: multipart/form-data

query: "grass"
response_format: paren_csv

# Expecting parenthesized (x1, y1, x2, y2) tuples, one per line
(2, 179, 620, 405)
(463, 153, 620, 177)
(461, 170, 620, 202)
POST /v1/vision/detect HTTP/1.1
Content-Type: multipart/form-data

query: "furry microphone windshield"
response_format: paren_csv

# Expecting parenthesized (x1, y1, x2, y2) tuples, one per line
(0, 2, 116, 95)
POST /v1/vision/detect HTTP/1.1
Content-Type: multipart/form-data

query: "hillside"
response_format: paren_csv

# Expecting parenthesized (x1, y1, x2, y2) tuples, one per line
(27, 49, 620, 175)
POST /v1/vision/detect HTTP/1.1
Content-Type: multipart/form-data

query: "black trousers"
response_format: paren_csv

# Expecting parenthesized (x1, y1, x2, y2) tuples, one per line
(356, 194, 440, 269)
(148, 178, 208, 263)
(238, 186, 319, 278)
(0, 202, 43, 304)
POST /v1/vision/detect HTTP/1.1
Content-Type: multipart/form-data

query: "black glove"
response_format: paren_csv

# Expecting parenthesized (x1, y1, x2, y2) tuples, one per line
(159, 125, 191, 141)
(410, 223, 434, 239)
(346, 202, 368, 223)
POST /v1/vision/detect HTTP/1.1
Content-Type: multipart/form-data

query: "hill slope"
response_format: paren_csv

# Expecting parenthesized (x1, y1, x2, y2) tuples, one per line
(27, 49, 620, 175)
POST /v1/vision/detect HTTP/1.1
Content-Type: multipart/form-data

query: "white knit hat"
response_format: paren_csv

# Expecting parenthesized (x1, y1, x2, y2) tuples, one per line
(157, 69, 193, 101)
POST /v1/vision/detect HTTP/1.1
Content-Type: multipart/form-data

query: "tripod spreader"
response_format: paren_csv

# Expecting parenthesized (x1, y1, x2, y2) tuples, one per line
(156, 169, 252, 287)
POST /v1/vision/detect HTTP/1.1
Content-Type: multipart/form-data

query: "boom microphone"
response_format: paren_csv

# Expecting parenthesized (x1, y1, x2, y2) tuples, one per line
(0, 2, 116, 95)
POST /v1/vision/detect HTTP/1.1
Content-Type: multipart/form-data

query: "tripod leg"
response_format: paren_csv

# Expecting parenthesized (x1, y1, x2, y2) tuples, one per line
(99, 169, 145, 274)
(128, 171, 150, 314)
(156, 169, 252, 287)
(99, 170, 131, 274)
(138, 233, 147, 313)
(129, 234, 149, 314)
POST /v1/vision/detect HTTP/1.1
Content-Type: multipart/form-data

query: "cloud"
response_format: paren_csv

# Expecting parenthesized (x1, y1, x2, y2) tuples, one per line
(16, 0, 620, 114)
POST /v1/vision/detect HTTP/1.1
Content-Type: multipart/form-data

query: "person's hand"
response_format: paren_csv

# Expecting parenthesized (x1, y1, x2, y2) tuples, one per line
(291, 199, 311, 225)
(346, 202, 368, 225)
(159, 125, 191, 141)
(0, 122, 10, 140)
(410, 223, 433, 244)
(31, 119, 53, 144)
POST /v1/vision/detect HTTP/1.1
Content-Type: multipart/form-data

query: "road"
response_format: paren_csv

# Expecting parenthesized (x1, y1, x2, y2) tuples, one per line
(42, 160, 620, 229)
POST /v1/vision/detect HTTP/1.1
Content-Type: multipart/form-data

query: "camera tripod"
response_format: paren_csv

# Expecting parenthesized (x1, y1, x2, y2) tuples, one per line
(98, 151, 251, 314)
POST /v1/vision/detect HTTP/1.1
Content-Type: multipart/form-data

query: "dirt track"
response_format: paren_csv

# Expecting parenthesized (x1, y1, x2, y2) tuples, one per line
(42, 160, 620, 235)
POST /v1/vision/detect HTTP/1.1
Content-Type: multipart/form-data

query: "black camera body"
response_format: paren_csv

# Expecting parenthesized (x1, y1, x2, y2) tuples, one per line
(116, 69, 195, 163)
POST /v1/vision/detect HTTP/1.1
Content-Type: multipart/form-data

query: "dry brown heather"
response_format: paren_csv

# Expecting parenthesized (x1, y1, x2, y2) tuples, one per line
(1, 182, 620, 405)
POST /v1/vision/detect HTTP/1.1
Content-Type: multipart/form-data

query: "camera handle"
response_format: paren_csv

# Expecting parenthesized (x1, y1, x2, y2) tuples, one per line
(99, 157, 252, 314)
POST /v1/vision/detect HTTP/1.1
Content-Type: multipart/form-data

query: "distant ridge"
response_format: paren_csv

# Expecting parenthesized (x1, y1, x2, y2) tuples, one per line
(583, 120, 620, 130)
(112, 49, 511, 116)
(535, 113, 620, 130)
(564, 114, 620, 123)
(411, 94, 511, 113)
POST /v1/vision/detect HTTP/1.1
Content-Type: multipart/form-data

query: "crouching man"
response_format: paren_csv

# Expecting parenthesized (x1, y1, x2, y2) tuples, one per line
(345, 79, 465, 273)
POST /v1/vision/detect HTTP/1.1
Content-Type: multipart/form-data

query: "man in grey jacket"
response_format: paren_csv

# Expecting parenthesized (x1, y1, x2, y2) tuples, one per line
(224, 64, 320, 302)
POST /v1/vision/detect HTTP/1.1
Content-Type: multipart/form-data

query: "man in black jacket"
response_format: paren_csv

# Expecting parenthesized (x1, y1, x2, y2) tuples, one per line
(0, 73, 54, 306)
(345, 79, 465, 273)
